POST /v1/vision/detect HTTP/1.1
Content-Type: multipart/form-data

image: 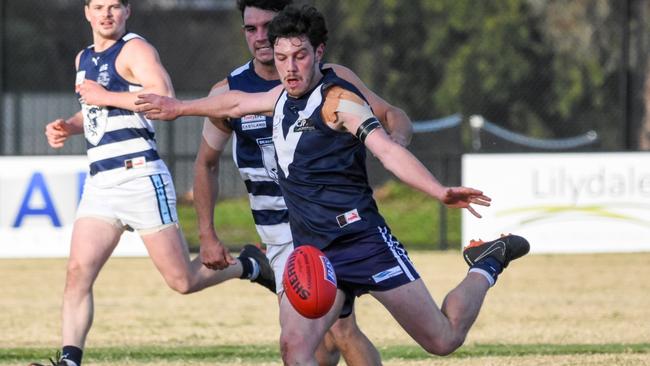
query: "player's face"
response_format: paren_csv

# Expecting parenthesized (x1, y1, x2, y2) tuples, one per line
(85, 0, 130, 40)
(242, 7, 278, 66)
(274, 36, 324, 97)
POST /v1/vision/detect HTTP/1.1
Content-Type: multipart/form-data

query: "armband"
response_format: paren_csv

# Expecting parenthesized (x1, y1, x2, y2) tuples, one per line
(334, 98, 383, 142)
(356, 118, 382, 142)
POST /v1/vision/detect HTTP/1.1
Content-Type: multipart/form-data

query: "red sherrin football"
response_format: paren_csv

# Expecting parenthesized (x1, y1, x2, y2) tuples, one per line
(282, 245, 337, 319)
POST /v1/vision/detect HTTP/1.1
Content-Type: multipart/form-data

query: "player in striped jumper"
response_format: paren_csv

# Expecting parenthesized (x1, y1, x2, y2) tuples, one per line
(31, 1, 274, 365)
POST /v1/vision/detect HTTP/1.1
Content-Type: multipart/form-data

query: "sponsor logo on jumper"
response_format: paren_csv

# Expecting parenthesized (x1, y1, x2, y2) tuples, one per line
(293, 118, 315, 132)
(242, 115, 267, 131)
(92, 56, 100, 66)
(124, 156, 146, 170)
(242, 114, 266, 123)
(372, 265, 404, 283)
(336, 208, 361, 228)
(242, 121, 267, 131)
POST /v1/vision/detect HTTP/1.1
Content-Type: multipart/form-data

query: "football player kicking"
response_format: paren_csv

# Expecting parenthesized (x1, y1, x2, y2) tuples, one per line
(136, 5, 530, 365)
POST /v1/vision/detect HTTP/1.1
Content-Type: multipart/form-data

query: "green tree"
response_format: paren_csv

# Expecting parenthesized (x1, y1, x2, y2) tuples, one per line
(316, 0, 624, 149)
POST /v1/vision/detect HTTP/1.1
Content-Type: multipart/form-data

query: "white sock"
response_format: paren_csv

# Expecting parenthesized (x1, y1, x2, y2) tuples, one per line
(248, 257, 260, 280)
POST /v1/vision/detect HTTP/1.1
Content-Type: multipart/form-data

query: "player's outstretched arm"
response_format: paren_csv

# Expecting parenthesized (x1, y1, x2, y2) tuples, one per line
(327, 64, 413, 146)
(366, 130, 491, 217)
(334, 98, 490, 218)
(135, 84, 283, 121)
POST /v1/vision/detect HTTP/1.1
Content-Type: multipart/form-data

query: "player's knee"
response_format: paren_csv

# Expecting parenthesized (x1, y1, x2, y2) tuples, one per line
(422, 335, 465, 356)
(64, 261, 93, 293)
(280, 330, 311, 364)
(280, 335, 298, 364)
(165, 276, 194, 294)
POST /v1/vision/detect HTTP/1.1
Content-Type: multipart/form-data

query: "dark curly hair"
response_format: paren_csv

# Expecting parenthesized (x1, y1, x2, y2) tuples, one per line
(268, 5, 328, 49)
(85, 0, 128, 5)
(236, 0, 293, 18)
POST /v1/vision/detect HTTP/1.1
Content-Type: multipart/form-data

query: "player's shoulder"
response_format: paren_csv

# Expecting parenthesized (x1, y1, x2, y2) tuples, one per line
(121, 34, 158, 55)
(74, 49, 85, 69)
(323, 63, 353, 77)
(230, 60, 253, 77)
(324, 85, 364, 105)
(209, 78, 230, 95)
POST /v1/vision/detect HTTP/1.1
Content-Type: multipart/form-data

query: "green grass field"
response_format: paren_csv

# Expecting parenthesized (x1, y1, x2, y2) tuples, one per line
(2, 251, 649, 365)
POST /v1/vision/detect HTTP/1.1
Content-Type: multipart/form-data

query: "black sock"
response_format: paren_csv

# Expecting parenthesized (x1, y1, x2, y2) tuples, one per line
(62, 345, 83, 366)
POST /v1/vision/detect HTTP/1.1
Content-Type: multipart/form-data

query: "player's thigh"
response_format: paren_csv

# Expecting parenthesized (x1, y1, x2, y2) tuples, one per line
(140, 224, 191, 278)
(111, 174, 189, 277)
(371, 279, 447, 340)
(68, 217, 123, 280)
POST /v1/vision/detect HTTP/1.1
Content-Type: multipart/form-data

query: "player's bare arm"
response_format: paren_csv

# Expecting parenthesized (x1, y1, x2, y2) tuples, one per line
(325, 88, 490, 218)
(78, 38, 174, 110)
(135, 84, 282, 121)
(44, 112, 85, 149)
(46, 52, 86, 150)
(193, 81, 237, 270)
(327, 63, 413, 146)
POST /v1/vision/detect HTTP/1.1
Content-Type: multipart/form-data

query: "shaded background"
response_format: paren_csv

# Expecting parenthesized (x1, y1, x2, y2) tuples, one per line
(2, 0, 650, 195)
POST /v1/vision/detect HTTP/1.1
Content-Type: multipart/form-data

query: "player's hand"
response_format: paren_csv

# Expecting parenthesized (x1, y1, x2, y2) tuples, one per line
(78, 79, 107, 106)
(441, 186, 491, 218)
(199, 234, 236, 270)
(45, 119, 71, 148)
(135, 94, 181, 121)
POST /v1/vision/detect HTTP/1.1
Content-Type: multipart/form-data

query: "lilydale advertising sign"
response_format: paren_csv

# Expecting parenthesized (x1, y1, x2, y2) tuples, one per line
(462, 152, 650, 253)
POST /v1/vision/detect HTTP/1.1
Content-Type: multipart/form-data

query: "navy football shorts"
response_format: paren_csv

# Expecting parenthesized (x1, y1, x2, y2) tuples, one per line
(322, 226, 420, 317)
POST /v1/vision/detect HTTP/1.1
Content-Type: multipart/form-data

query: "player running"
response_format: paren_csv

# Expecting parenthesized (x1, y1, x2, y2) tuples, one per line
(30, 1, 274, 365)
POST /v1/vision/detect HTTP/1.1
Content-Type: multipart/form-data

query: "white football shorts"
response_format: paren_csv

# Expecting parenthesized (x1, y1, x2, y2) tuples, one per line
(76, 173, 178, 233)
(265, 241, 294, 294)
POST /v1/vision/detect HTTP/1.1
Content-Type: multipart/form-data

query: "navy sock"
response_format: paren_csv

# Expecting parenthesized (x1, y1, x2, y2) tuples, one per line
(61, 345, 83, 366)
(239, 256, 253, 279)
(470, 257, 503, 286)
